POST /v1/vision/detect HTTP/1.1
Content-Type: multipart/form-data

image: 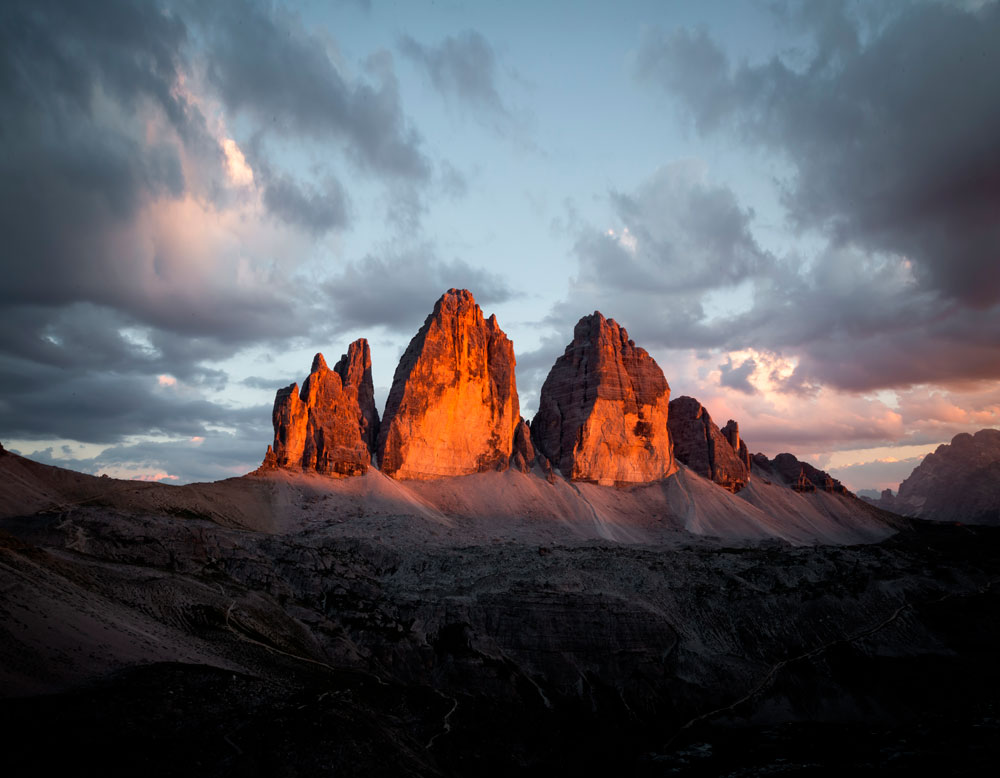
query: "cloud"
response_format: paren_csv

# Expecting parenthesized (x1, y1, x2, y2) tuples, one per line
(22, 428, 269, 484)
(538, 162, 773, 358)
(241, 375, 296, 391)
(636, 1, 1000, 308)
(262, 173, 350, 235)
(399, 30, 509, 117)
(0, 0, 443, 460)
(827, 455, 926, 493)
(653, 346, 1000, 468)
(323, 246, 514, 332)
(199, 1, 429, 180)
(719, 356, 757, 394)
(549, 160, 1000, 396)
(0, 358, 267, 445)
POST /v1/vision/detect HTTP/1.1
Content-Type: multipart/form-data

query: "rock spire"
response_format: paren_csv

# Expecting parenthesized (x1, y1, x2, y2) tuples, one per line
(262, 339, 379, 476)
(376, 289, 520, 479)
(667, 396, 750, 492)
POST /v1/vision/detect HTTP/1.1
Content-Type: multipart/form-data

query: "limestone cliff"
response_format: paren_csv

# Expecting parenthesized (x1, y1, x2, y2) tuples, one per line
(376, 289, 520, 479)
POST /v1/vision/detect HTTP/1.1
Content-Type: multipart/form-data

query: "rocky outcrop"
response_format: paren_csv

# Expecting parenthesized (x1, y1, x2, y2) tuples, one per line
(668, 397, 750, 492)
(722, 420, 751, 472)
(753, 452, 847, 494)
(262, 340, 379, 476)
(377, 289, 520, 479)
(878, 429, 1000, 524)
(510, 418, 535, 474)
(530, 312, 676, 486)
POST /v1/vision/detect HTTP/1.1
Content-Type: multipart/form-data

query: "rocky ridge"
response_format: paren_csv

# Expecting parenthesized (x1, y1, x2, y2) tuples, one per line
(530, 312, 676, 486)
(262, 339, 379, 476)
(753, 452, 847, 494)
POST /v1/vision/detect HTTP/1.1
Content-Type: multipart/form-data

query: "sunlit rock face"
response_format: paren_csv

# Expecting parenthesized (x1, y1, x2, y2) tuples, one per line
(377, 289, 520, 479)
(531, 312, 676, 485)
(263, 339, 379, 476)
(668, 396, 750, 492)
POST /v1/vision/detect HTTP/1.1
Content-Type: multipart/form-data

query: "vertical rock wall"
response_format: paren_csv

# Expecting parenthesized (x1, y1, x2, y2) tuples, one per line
(376, 289, 520, 479)
(531, 312, 676, 485)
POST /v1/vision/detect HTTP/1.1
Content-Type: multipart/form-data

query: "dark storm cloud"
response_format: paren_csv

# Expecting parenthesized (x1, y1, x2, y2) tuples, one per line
(719, 356, 757, 394)
(636, 1, 1000, 307)
(198, 1, 429, 180)
(0, 0, 217, 308)
(723, 244, 1000, 392)
(399, 30, 508, 116)
(323, 247, 514, 332)
(557, 166, 1000, 393)
(0, 304, 238, 389)
(0, 355, 264, 444)
(0, 0, 446, 460)
(0, 0, 323, 351)
(0, 0, 206, 145)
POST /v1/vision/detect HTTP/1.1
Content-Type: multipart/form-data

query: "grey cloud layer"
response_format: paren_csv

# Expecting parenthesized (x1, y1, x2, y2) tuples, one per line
(544, 0, 1000, 394)
(323, 247, 513, 331)
(399, 30, 508, 117)
(637, 1, 1000, 308)
(557, 163, 1000, 394)
(199, 1, 429, 180)
(0, 0, 441, 461)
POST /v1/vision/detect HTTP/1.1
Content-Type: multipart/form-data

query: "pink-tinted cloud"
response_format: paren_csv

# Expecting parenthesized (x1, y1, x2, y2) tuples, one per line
(657, 346, 999, 482)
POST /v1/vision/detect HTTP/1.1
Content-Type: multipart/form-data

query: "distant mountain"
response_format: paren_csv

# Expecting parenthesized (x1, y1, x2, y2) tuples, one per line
(865, 429, 1000, 524)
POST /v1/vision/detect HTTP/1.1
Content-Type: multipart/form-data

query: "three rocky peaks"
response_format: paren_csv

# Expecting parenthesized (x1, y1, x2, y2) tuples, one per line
(262, 289, 772, 491)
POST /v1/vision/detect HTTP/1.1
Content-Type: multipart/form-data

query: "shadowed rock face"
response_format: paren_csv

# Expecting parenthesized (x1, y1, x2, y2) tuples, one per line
(722, 419, 751, 472)
(263, 340, 379, 476)
(882, 429, 1000, 524)
(377, 289, 520, 479)
(510, 418, 535, 473)
(668, 396, 750, 492)
(531, 312, 676, 485)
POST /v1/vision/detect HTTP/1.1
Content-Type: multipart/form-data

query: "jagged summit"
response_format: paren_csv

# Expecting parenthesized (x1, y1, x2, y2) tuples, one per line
(531, 311, 676, 485)
(376, 289, 520, 479)
(262, 338, 379, 476)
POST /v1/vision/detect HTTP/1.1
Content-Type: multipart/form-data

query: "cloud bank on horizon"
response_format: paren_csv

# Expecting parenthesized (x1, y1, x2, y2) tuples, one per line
(0, 0, 997, 491)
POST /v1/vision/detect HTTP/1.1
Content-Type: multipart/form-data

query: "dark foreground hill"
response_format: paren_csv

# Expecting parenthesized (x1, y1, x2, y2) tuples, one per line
(1, 452, 998, 776)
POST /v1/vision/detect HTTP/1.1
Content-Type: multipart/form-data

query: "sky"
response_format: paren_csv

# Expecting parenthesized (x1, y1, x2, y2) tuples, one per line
(1, 0, 998, 493)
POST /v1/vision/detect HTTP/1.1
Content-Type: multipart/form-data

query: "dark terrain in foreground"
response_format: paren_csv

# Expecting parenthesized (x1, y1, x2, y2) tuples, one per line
(1, 461, 998, 775)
